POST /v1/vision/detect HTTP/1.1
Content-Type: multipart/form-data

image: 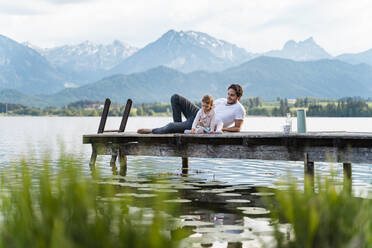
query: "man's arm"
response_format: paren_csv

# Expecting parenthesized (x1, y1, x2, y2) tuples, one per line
(222, 119, 243, 132)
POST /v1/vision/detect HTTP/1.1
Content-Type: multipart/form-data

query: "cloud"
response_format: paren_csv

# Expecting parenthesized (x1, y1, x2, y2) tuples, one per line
(0, 3, 47, 15)
(0, 0, 98, 16)
(40, 0, 98, 5)
(0, 0, 371, 54)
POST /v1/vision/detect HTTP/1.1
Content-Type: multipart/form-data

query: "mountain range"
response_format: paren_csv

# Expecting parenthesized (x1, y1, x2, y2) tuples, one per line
(2, 56, 372, 108)
(31, 40, 138, 85)
(0, 35, 65, 94)
(265, 37, 331, 61)
(1, 29, 372, 107)
(336, 49, 372, 67)
(109, 30, 256, 75)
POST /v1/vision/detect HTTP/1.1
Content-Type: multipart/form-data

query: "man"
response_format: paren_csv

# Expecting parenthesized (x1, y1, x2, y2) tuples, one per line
(137, 84, 245, 134)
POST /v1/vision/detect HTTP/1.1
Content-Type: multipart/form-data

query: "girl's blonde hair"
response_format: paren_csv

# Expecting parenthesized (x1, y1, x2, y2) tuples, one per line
(201, 95, 214, 108)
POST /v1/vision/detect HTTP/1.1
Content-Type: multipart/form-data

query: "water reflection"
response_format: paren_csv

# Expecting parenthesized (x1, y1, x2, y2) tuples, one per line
(1, 117, 372, 194)
(92, 152, 371, 247)
(99, 168, 277, 247)
(2, 117, 372, 246)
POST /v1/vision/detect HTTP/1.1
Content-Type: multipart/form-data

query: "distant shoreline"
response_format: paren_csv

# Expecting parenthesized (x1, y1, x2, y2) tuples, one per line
(3, 97, 372, 117)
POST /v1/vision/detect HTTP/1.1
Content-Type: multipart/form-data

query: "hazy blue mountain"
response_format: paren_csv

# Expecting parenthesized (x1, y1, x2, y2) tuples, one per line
(265, 37, 332, 61)
(42, 66, 212, 106)
(0, 88, 48, 107)
(221, 56, 372, 99)
(0, 34, 66, 94)
(32, 40, 138, 84)
(109, 30, 255, 75)
(336, 49, 372, 67)
(20, 56, 372, 107)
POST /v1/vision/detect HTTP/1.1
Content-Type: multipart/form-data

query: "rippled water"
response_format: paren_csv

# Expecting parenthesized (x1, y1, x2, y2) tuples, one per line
(1, 116, 372, 188)
(1, 116, 372, 247)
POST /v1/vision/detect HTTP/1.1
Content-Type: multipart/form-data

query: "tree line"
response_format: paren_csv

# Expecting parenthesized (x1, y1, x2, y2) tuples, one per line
(2, 97, 372, 117)
(0, 101, 172, 117)
(307, 97, 372, 117)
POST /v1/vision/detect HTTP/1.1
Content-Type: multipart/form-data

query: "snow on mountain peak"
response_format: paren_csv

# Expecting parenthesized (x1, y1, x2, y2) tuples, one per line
(161, 30, 248, 61)
(35, 40, 138, 71)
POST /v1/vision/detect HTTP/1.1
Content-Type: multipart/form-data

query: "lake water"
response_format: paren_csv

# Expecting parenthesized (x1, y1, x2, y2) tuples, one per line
(1, 116, 372, 247)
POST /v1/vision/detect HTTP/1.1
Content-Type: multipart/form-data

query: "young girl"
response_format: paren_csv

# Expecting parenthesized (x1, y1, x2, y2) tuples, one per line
(184, 95, 223, 134)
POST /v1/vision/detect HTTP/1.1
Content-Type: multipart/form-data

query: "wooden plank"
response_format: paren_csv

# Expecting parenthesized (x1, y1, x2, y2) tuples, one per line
(83, 131, 372, 164)
(103, 130, 120, 133)
(83, 132, 372, 148)
(84, 131, 372, 139)
(108, 142, 366, 163)
(97, 98, 111, 134)
(119, 99, 132, 132)
(90, 143, 118, 155)
(87, 141, 372, 164)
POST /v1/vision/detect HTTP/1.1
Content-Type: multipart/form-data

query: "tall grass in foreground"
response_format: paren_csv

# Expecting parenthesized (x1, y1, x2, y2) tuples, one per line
(0, 155, 182, 248)
(265, 177, 372, 248)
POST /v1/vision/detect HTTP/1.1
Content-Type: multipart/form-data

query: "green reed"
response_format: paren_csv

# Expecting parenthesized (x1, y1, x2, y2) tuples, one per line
(0, 154, 182, 248)
(264, 175, 372, 248)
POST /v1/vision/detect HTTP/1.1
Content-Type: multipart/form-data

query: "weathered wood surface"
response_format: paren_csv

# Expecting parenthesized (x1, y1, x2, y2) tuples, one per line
(97, 98, 111, 134)
(119, 99, 132, 132)
(83, 131, 372, 164)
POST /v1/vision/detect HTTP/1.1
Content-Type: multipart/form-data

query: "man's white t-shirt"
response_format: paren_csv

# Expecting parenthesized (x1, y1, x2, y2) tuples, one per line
(214, 98, 246, 128)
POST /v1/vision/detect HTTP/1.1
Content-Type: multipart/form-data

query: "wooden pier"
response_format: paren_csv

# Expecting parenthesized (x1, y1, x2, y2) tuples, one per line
(83, 131, 372, 186)
(83, 98, 371, 190)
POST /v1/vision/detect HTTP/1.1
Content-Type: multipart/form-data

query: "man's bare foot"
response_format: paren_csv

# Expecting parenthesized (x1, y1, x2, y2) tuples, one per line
(137, 128, 152, 134)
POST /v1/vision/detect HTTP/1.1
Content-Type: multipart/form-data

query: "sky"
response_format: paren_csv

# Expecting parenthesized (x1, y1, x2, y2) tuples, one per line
(0, 0, 371, 55)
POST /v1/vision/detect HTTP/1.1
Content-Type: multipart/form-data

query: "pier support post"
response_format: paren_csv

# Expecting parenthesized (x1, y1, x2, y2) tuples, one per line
(182, 157, 189, 175)
(119, 150, 127, 176)
(110, 152, 118, 175)
(89, 146, 97, 168)
(343, 162, 352, 193)
(110, 153, 117, 167)
(304, 153, 314, 191)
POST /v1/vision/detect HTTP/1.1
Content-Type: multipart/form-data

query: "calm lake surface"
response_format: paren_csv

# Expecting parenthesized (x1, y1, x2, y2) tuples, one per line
(1, 116, 372, 247)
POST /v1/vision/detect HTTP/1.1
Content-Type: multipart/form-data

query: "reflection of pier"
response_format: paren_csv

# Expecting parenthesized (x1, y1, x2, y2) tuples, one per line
(83, 130, 372, 186)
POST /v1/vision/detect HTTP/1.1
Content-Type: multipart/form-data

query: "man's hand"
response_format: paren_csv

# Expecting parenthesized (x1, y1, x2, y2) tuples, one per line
(190, 128, 196, 134)
(222, 119, 243, 132)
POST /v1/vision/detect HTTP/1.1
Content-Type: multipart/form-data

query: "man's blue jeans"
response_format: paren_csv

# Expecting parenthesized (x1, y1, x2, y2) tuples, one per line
(152, 94, 199, 134)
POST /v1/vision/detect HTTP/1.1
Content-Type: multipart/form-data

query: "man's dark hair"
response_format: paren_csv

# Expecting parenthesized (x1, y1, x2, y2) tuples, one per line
(228, 84, 243, 97)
